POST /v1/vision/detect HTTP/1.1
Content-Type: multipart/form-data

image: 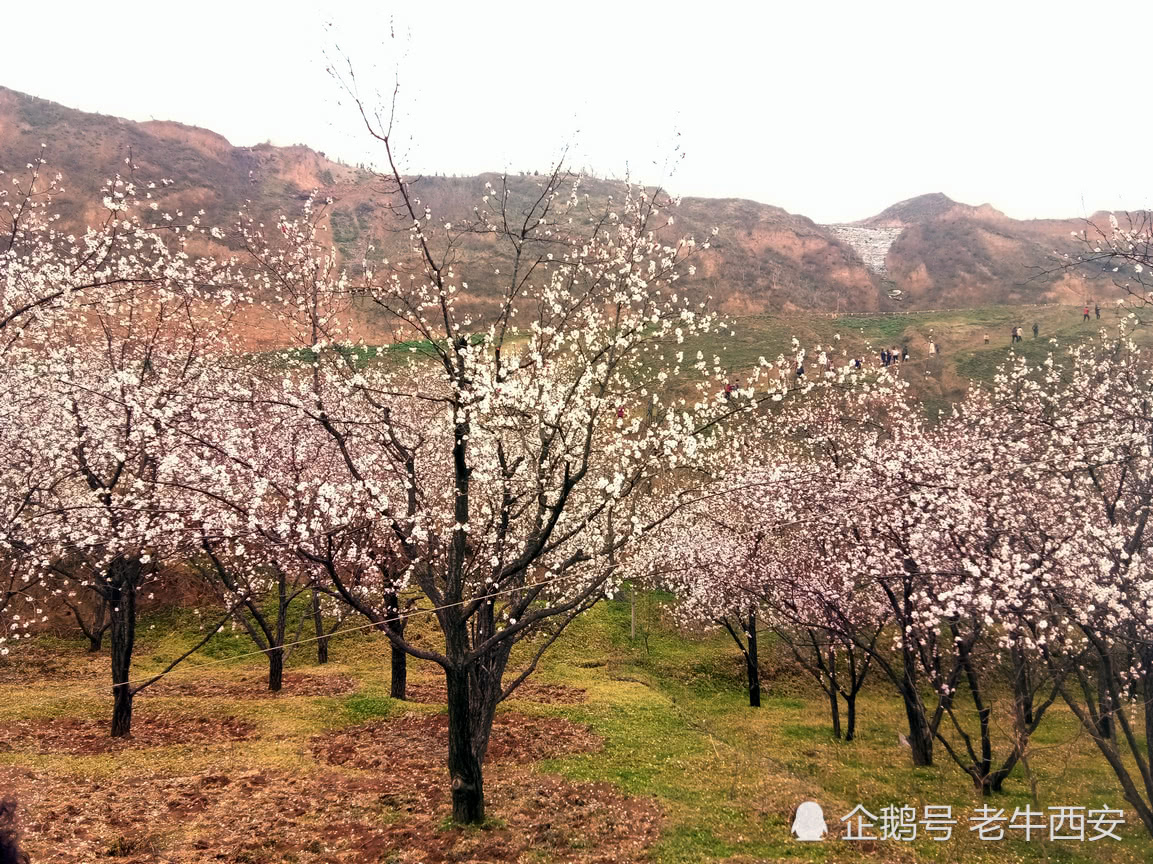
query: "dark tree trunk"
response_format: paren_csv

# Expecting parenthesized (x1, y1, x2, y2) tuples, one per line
(829, 688, 842, 739)
(894, 603, 934, 766)
(988, 748, 1021, 794)
(446, 664, 484, 824)
(311, 588, 329, 665)
(107, 557, 140, 738)
(899, 682, 933, 766)
(1144, 650, 1153, 777)
(1011, 642, 1034, 726)
(845, 692, 857, 741)
(316, 634, 329, 664)
(746, 611, 761, 708)
(959, 639, 993, 788)
(267, 572, 288, 692)
(87, 596, 109, 652)
(1097, 662, 1114, 741)
(391, 642, 408, 700)
(386, 590, 406, 700)
(268, 647, 284, 692)
(442, 590, 509, 826)
(111, 680, 133, 739)
(827, 646, 842, 739)
(822, 644, 839, 738)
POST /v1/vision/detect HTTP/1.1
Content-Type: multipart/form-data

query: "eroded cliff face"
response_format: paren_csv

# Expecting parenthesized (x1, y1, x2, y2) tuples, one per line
(0, 88, 1098, 314)
(824, 226, 905, 276)
(826, 194, 1100, 308)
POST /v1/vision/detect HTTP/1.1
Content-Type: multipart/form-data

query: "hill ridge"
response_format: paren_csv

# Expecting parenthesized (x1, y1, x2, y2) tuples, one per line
(0, 86, 1103, 314)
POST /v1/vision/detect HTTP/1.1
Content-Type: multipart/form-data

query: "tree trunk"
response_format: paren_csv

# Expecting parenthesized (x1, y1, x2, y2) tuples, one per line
(988, 748, 1022, 794)
(1011, 641, 1034, 726)
(1143, 650, 1153, 779)
(828, 645, 841, 738)
(111, 679, 133, 739)
(269, 573, 287, 692)
(312, 588, 329, 665)
(899, 683, 933, 766)
(630, 585, 636, 640)
(87, 596, 108, 652)
(107, 557, 140, 738)
(845, 692, 857, 741)
(391, 641, 407, 700)
(446, 664, 484, 824)
(1097, 662, 1114, 741)
(386, 589, 406, 700)
(894, 606, 933, 765)
(960, 643, 993, 786)
(268, 647, 284, 692)
(746, 611, 761, 708)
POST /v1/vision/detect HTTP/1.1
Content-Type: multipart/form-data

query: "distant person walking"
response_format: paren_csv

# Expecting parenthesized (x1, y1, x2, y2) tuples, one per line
(1095, 303, 1101, 320)
(1084, 306, 1091, 322)
(1032, 322, 1039, 339)
(902, 345, 908, 361)
(984, 333, 990, 344)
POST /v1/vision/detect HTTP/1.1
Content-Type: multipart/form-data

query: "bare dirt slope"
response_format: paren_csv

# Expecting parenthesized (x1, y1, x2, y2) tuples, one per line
(0, 87, 1105, 314)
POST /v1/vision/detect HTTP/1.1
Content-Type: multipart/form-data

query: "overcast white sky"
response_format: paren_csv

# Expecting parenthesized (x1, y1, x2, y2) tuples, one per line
(1, 0, 1147, 223)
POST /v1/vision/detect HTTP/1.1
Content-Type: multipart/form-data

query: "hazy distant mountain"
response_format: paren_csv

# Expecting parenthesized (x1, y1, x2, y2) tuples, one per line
(0, 87, 1105, 314)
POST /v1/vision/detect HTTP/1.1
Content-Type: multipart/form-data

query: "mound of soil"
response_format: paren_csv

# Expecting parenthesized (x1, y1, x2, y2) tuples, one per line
(3, 758, 661, 864)
(347, 769, 662, 864)
(313, 711, 602, 776)
(0, 650, 107, 683)
(0, 712, 253, 755)
(403, 678, 587, 705)
(0, 699, 656, 863)
(143, 671, 358, 699)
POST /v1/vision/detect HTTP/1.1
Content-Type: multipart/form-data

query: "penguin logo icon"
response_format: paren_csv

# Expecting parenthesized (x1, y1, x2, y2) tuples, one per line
(791, 801, 827, 842)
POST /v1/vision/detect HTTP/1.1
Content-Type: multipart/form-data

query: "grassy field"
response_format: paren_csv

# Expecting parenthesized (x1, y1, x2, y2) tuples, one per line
(246, 302, 1142, 423)
(686, 302, 1146, 419)
(0, 589, 1148, 863)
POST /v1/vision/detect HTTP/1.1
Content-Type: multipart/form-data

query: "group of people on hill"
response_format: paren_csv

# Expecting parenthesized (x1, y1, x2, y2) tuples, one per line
(1008, 323, 1037, 342)
(993, 322, 1040, 345)
(880, 346, 908, 367)
(722, 302, 1110, 405)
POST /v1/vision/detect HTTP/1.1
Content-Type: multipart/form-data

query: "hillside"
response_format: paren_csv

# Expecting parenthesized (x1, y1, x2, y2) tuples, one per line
(0, 87, 1110, 315)
(854, 192, 1101, 308)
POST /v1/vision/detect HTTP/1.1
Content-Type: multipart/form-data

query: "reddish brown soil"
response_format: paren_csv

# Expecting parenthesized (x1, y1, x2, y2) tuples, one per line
(143, 671, 358, 699)
(0, 649, 107, 683)
(313, 711, 602, 774)
(0, 707, 660, 863)
(0, 712, 252, 755)
(402, 678, 587, 705)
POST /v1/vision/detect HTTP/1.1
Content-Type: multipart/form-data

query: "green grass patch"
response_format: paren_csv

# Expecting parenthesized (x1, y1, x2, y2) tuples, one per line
(341, 692, 399, 723)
